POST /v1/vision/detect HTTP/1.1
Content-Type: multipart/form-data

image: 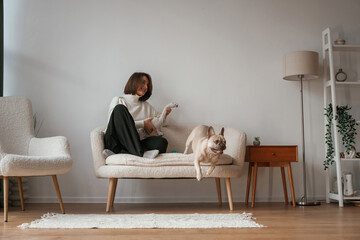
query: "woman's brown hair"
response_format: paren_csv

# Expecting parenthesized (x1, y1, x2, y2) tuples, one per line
(124, 72, 153, 102)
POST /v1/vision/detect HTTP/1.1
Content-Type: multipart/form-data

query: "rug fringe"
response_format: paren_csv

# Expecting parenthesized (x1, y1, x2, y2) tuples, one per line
(18, 212, 57, 229)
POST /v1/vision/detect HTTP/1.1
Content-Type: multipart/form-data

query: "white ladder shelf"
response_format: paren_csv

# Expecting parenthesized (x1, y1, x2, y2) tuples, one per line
(322, 27, 360, 207)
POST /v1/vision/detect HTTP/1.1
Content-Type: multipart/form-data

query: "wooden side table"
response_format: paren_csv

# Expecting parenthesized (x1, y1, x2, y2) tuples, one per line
(245, 145, 298, 207)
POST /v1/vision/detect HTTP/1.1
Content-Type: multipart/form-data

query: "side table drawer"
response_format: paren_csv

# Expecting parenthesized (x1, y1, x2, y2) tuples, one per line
(246, 146, 298, 162)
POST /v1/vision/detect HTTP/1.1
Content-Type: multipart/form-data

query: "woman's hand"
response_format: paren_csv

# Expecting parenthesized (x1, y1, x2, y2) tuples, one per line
(144, 118, 158, 135)
(166, 108, 172, 117)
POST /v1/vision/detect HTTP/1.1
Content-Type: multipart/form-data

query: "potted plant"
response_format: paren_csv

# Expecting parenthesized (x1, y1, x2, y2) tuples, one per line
(253, 137, 260, 146)
(324, 104, 358, 170)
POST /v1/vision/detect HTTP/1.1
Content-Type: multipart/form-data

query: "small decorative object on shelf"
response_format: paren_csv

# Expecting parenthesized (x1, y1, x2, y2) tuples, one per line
(335, 68, 347, 82)
(343, 172, 354, 197)
(339, 151, 360, 158)
(344, 146, 356, 159)
(253, 137, 260, 146)
(334, 38, 346, 45)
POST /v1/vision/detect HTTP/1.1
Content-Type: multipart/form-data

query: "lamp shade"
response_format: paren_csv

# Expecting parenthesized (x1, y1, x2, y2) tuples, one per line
(283, 51, 319, 81)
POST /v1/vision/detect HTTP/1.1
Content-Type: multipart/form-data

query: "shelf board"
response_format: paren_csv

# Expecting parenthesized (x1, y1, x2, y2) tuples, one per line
(341, 158, 360, 161)
(336, 82, 360, 86)
(329, 192, 360, 200)
(333, 45, 360, 52)
(325, 81, 360, 87)
(329, 193, 340, 200)
(344, 196, 360, 200)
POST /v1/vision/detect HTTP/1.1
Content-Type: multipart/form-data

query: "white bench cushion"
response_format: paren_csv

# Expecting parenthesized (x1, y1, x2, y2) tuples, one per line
(105, 153, 233, 167)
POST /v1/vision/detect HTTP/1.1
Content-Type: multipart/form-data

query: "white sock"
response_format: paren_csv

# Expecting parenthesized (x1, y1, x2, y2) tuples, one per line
(102, 149, 115, 158)
(143, 150, 159, 159)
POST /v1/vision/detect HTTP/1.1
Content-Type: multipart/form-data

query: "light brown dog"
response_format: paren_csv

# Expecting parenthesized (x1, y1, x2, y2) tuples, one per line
(184, 125, 226, 181)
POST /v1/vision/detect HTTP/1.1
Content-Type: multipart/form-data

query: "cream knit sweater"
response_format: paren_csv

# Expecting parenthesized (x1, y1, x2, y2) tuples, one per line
(108, 94, 160, 129)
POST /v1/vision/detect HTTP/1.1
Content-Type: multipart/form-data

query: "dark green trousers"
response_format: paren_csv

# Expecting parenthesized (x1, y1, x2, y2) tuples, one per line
(104, 104, 168, 157)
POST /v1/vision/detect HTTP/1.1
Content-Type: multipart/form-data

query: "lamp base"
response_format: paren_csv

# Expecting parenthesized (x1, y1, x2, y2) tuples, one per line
(296, 201, 321, 206)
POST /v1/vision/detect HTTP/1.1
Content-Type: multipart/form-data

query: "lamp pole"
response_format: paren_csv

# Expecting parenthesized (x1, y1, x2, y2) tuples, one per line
(296, 75, 320, 206)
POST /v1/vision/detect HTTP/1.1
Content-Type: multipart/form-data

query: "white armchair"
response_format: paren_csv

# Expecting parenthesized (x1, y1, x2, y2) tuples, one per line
(0, 96, 73, 222)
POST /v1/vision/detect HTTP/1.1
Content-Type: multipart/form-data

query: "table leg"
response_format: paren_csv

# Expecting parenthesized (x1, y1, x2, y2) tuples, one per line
(287, 163, 296, 207)
(251, 162, 258, 208)
(280, 167, 289, 205)
(245, 163, 253, 205)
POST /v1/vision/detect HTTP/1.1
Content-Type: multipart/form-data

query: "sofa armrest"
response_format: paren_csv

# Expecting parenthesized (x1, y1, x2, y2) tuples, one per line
(28, 136, 71, 157)
(90, 126, 106, 175)
(224, 127, 247, 167)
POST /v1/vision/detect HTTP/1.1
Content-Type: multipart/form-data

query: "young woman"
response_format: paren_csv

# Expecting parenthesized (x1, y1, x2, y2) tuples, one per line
(104, 72, 171, 159)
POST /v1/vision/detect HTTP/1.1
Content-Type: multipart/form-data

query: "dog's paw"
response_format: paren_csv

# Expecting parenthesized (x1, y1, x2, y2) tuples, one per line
(169, 102, 178, 108)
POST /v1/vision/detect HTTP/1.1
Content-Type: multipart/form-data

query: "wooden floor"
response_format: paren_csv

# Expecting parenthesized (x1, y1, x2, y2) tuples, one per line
(1, 202, 360, 240)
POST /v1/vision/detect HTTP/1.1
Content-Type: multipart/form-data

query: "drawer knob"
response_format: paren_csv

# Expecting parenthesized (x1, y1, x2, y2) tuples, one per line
(272, 153, 276, 156)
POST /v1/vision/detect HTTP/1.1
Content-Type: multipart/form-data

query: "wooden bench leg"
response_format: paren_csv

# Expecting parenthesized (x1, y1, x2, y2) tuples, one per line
(215, 178, 222, 206)
(225, 178, 233, 211)
(106, 178, 117, 212)
(17, 177, 25, 211)
(111, 178, 118, 207)
(4, 177, 9, 222)
(281, 167, 289, 205)
(245, 163, 252, 205)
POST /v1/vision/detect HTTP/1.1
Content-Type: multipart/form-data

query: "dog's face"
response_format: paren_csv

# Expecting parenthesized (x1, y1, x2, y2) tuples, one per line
(207, 127, 226, 154)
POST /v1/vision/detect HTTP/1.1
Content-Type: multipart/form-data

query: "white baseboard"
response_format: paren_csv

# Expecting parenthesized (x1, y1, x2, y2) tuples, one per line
(26, 195, 326, 204)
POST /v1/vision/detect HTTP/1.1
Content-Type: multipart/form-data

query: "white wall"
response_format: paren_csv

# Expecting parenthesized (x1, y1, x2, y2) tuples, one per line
(4, 0, 360, 203)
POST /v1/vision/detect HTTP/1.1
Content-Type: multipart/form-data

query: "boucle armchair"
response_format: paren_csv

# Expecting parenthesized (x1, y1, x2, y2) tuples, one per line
(0, 96, 73, 222)
(90, 125, 246, 212)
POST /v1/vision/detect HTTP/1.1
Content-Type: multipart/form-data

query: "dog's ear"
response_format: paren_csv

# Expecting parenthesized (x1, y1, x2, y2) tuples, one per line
(220, 127, 224, 136)
(208, 126, 215, 138)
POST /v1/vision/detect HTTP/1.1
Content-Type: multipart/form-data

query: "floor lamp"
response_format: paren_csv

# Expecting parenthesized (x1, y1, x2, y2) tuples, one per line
(283, 51, 320, 206)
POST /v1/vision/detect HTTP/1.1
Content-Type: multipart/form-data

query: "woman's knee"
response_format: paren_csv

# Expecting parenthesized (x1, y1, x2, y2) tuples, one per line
(158, 137, 168, 153)
(143, 136, 168, 153)
(113, 104, 128, 114)
(112, 104, 131, 119)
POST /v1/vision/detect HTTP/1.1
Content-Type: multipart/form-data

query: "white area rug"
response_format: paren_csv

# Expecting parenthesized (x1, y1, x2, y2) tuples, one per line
(19, 213, 265, 229)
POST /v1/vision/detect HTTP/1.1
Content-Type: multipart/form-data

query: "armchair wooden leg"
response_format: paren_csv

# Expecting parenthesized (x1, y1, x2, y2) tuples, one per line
(225, 178, 234, 211)
(17, 177, 25, 211)
(215, 178, 222, 206)
(111, 178, 118, 207)
(106, 178, 117, 212)
(52, 175, 65, 214)
(4, 177, 9, 222)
